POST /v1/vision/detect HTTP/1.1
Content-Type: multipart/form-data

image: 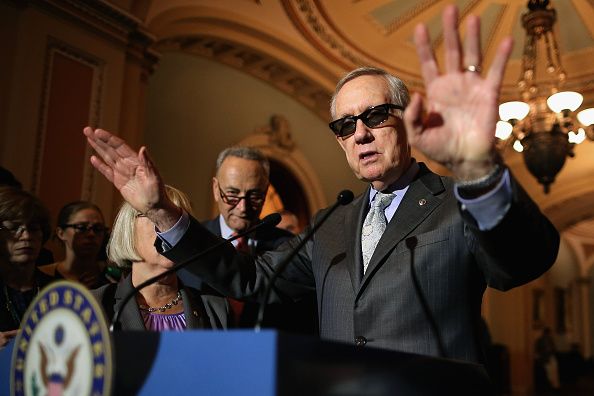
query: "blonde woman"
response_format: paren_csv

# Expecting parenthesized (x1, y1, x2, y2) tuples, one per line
(92, 185, 230, 331)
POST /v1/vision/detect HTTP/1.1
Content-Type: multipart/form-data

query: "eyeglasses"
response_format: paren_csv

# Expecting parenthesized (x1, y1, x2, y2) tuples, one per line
(218, 185, 265, 207)
(329, 103, 404, 139)
(61, 223, 107, 234)
(0, 223, 43, 238)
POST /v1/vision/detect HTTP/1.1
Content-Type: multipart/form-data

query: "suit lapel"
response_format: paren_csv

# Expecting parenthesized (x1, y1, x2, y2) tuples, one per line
(114, 276, 146, 330)
(357, 164, 446, 297)
(344, 192, 368, 292)
(181, 287, 206, 329)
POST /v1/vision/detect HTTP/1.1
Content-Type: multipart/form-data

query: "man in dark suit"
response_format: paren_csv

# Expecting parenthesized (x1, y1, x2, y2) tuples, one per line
(204, 146, 317, 332)
(84, 5, 559, 363)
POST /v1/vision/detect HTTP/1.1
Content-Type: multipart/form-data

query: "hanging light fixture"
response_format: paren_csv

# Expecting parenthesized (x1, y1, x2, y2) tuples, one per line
(497, 0, 594, 193)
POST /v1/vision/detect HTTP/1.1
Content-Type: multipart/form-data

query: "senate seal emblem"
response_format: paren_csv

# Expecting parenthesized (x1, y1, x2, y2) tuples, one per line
(10, 281, 112, 396)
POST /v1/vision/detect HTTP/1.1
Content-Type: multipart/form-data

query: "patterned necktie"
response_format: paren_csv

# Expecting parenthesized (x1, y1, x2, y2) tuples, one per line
(361, 192, 395, 274)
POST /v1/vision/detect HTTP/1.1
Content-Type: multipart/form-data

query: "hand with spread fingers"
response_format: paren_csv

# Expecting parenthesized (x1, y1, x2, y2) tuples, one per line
(83, 127, 181, 230)
(403, 5, 513, 181)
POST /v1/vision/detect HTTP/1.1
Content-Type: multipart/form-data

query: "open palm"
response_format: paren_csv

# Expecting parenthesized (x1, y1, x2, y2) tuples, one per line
(84, 127, 163, 215)
(404, 6, 512, 180)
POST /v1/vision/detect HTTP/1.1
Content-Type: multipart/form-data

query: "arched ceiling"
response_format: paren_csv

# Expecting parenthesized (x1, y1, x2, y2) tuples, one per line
(282, 0, 594, 99)
(139, 0, 594, 104)
(122, 0, 594, 235)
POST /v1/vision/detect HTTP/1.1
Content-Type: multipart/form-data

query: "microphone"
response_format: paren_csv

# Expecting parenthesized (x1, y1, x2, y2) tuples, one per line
(254, 190, 354, 331)
(109, 212, 281, 332)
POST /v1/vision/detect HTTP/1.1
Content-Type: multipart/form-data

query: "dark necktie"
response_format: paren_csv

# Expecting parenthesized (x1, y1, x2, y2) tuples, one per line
(228, 234, 249, 326)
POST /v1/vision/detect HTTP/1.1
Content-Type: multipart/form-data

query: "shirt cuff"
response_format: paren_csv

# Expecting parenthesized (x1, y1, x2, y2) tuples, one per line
(455, 169, 512, 231)
(156, 211, 190, 251)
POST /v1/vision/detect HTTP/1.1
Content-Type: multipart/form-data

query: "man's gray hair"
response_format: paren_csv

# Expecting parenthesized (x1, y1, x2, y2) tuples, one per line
(330, 67, 410, 119)
(216, 146, 270, 179)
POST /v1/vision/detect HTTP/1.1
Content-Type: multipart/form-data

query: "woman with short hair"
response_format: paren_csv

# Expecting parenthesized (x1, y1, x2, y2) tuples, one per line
(92, 185, 230, 331)
(0, 186, 54, 346)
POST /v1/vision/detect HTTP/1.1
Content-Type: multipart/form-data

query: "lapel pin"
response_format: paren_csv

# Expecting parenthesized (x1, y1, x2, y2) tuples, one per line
(418, 199, 427, 206)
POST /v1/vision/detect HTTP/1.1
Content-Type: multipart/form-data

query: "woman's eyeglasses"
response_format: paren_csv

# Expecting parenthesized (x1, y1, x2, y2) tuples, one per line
(0, 223, 43, 238)
(61, 223, 108, 234)
(329, 103, 404, 139)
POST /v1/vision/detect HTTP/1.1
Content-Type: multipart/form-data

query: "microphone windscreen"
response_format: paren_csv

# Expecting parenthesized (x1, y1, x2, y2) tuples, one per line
(336, 190, 354, 205)
(261, 212, 282, 227)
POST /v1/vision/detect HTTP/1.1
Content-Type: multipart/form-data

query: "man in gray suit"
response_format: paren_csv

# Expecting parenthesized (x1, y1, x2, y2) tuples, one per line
(84, 5, 559, 363)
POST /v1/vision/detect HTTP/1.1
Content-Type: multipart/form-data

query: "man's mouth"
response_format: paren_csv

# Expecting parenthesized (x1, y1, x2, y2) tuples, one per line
(359, 151, 378, 161)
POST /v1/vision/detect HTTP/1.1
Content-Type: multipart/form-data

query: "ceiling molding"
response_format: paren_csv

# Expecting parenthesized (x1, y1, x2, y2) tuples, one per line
(155, 35, 332, 121)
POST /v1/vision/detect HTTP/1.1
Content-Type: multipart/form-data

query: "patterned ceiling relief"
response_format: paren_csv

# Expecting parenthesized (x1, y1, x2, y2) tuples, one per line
(281, 0, 594, 97)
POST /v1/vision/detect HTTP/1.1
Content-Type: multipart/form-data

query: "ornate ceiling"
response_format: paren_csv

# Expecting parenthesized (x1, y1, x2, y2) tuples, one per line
(137, 0, 594, 112)
(282, 0, 594, 98)
(108, 0, 594, 235)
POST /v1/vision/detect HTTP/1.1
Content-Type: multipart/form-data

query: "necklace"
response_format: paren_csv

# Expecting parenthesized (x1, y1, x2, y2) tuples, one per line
(139, 291, 182, 313)
(3, 283, 40, 325)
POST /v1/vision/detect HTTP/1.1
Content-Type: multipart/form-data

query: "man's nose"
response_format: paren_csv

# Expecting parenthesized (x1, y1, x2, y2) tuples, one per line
(235, 197, 248, 212)
(353, 119, 373, 143)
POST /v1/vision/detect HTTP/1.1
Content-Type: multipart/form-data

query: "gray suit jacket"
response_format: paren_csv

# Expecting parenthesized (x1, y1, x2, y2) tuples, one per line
(164, 163, 559, 363)
(199, 217, 318, 333)
(92, 274, 230, 330)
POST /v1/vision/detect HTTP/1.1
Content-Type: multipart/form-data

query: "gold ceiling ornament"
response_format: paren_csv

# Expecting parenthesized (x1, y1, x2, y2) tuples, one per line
(496, 0, 594, 193)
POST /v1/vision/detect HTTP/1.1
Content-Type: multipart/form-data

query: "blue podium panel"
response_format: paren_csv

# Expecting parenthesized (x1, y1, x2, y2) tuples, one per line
(2, 330, 494, 395)
(131, 331, 277, 396)
(1, 340, 13, 395)
(113, 330, 494, 396)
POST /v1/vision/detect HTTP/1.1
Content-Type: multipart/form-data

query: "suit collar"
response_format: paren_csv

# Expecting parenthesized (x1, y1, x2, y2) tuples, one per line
(114, 275, 146, 330)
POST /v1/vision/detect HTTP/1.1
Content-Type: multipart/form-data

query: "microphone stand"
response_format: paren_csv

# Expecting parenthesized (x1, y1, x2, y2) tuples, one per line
(254, 190, 353, 332)
(110, 213, 281, 332)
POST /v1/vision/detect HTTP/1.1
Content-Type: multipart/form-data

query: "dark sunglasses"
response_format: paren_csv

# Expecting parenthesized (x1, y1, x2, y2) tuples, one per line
(329, 103, 404, 139)
(218, 185, 265, 207)
(61, 223, 107, 234)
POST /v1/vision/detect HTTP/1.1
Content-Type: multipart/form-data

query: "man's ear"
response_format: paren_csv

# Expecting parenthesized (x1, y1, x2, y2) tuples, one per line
(212, 177, 220, 202)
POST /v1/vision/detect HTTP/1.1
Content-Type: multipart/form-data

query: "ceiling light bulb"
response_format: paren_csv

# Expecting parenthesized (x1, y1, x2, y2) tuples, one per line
(568, 129, 586, 144)
(495, 121, 513, 140)
(499, 101, 530, 122)
(513, 140, 524, 152)
(547, 91, 583, 113)
(577, 108, 594, 126)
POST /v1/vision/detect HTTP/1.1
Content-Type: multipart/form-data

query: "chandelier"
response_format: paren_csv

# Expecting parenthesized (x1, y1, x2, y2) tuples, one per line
(496, 0, 594, 193)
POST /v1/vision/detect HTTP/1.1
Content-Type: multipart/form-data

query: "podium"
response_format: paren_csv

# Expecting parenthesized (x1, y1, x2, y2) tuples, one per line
(1, 330, 494, 395)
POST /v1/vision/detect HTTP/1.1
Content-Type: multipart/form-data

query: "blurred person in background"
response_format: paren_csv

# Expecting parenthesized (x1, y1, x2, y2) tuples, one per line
(0, 187, 53, 346)
(40, 201, 119, 288)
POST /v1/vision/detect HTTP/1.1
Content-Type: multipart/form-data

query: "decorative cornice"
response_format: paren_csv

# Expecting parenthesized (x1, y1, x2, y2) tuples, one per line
(381, 0, 440, 36)
(282, 0, 423, 90)
(155, 35, 332, 121)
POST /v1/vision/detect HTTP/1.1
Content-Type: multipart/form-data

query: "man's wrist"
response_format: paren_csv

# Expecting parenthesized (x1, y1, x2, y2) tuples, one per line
(144, 200, 182, 232)
(456, 162, 505, 199)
